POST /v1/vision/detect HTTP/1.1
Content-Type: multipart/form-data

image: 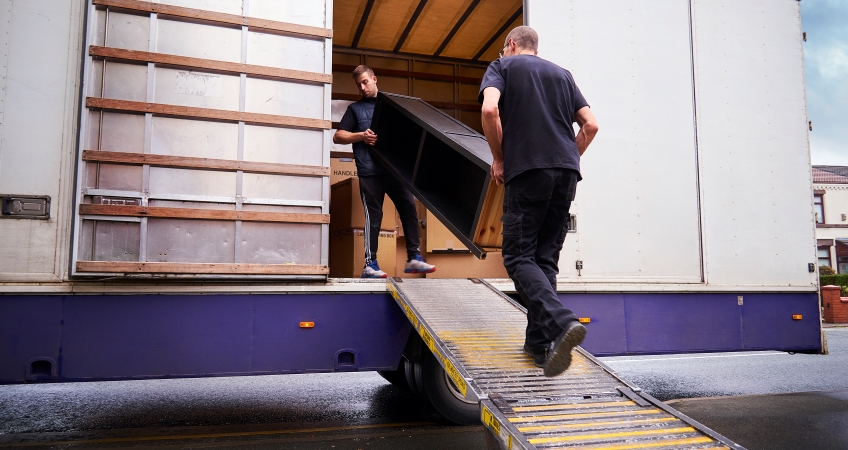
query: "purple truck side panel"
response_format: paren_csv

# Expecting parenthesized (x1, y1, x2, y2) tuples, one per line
(740, 294, 822, 350)
(0, 291, 821, 383)
(563, 292, 821, 356)
(0, 296, 63, 382)
(250, 294, 411, 372)
(0, 293, 411, 384)
(557, 294, 628, 355)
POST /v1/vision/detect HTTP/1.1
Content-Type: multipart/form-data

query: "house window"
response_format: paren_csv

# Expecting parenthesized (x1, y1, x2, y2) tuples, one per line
(818, 247, 832, 269)
(814, 194, 824, 224)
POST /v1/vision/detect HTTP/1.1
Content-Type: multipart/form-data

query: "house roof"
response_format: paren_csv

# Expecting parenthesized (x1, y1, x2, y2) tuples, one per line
(813, 166, 848, 184)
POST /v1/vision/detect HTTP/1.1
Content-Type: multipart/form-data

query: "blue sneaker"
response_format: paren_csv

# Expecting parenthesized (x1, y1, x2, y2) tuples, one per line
(361, 260, 388, 278)
(405, 254, 436, 274)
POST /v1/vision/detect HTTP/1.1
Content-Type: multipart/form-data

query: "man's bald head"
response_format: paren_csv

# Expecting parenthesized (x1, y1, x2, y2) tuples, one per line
(505, 26, 538, 52)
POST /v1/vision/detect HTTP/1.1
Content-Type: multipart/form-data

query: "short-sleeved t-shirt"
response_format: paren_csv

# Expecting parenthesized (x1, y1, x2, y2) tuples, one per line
(336, 96, 388, 177)
(478, 55, 589, 184)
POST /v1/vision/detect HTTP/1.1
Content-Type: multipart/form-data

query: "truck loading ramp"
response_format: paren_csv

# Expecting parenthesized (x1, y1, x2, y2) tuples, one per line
(387, 278, 744, 450)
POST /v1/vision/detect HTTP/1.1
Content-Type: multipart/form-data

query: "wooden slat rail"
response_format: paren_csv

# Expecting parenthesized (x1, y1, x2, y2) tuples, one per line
(82, 150, 329, 177)
(93, 0, 333, 39)
(333, 64, 481, 84)
(332, 93, 481, 112)
(76, 261, 329, 275)
(86, 97, 331, 130)
(79, 204, 330, 224)
(90, 46, 332, 84)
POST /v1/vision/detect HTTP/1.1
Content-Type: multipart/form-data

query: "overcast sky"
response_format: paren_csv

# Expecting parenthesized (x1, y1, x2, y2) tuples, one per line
(802, 0, 848, 165)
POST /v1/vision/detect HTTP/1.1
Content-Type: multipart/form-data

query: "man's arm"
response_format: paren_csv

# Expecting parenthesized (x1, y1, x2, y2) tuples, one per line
(574, 106, 598, 156)
(481, 86, 505, 185)
(333, 129, 377, 146)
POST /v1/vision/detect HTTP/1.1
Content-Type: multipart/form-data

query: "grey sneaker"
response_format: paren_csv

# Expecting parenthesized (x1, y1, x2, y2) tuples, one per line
(543, 321, 587, 377)
(361, 261, 388, 278)
(404, 254, 436, 274)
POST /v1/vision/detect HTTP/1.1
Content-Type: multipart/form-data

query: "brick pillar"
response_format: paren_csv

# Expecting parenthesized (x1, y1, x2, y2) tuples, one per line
(822, 285, 848, 323)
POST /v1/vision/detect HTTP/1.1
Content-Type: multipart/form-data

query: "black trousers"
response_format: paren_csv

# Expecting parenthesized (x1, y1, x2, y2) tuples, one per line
(359, 174, 421, 264)
(501, 168, 580, 351)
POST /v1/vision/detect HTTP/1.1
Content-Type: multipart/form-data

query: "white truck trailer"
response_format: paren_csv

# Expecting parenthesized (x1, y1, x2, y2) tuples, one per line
(0, 0, 821, 430)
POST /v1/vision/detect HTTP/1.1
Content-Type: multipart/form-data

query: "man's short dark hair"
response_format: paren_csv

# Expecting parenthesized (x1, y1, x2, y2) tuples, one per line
(505, 26, 538, 52)
(352, 64, 375, 79)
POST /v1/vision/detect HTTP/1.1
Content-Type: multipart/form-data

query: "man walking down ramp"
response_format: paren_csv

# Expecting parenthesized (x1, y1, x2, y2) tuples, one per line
(479, 26, 599, 377)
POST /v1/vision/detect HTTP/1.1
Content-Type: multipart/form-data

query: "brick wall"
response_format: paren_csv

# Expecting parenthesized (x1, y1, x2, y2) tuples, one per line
(822, 285, 848, 323)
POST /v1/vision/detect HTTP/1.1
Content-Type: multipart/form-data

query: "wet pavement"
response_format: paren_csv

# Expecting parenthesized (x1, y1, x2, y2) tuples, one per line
(598, 326, 848, 401)
(0, 327, 846, 449)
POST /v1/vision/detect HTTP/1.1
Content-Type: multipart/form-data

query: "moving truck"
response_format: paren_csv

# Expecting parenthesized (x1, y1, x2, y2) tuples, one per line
(0, 0, 822, 423)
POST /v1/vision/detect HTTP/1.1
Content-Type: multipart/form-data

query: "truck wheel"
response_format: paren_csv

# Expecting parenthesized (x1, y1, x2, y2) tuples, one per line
(378, 364, 409, 390)
(420, 348, 480, 425)
(405, 358, 426, 397)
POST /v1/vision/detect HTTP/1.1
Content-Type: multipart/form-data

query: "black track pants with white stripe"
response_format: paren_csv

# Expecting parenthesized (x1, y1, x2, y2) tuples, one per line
(359, 174, 421, 265)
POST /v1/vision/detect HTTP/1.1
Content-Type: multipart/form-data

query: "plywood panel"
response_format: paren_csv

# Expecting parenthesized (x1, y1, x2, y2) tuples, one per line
(333, 0, 367, 46)
(400, 0, 472, 54)
(440, 0, 521, 59)
(476, 14, 522, 62)
(358, 0, 419, 51)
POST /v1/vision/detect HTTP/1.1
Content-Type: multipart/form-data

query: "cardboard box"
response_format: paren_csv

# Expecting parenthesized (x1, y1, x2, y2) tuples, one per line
(423, 251, 509, 279)
(426, 213, 469, 252)
(395, 198, 427, 238)
(330, 157, 358, 185)
(330, 177, 397, 232)
(329, 229, 397, 278)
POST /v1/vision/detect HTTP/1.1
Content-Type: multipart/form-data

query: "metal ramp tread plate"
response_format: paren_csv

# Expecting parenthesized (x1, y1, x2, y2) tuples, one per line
(387, 278, 744, 450)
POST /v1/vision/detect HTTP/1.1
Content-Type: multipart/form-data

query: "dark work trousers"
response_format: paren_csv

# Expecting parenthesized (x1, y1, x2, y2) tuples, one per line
(359, 174, 421, 265)
(501, 168, 580, 352)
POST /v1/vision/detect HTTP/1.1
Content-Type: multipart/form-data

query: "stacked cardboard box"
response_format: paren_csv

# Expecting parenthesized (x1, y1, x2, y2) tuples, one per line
(330, 229, 397, 278)
(330, 157, 358, 185)
(328, 165, 508, 279)
(329, 176, 398, 277)
(423, 212, 509, 279)
(330, 177, 397, 233)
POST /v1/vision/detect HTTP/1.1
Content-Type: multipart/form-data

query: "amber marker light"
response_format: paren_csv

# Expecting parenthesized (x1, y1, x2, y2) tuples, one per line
(299, 322, 315, 328)
(792, 315, 803, 321)
(578, 318, 591, 324)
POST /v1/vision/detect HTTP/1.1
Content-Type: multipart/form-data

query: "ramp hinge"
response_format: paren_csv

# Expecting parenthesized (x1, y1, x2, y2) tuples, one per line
(489, 393, 513, 413)
(617, 387, 652, 407)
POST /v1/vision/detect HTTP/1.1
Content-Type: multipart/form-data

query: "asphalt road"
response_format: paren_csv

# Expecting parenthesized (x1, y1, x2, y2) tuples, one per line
(1, 327, 847, 449)
(599, 326, 848, 401)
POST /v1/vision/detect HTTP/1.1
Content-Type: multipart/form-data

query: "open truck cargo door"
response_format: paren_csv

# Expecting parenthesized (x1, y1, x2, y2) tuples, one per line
(71, 0, 334, 278)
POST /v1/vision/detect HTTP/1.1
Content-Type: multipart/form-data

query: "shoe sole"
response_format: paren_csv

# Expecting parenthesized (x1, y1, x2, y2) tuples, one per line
(543, 324, 587, 377)
(404, 268, 436, 274)
(361, 274, 388, 278)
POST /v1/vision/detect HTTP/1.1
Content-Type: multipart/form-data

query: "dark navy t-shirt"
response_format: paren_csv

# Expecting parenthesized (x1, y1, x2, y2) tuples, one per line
(336, 96, 388, 177)
(478, 55, 589, 184)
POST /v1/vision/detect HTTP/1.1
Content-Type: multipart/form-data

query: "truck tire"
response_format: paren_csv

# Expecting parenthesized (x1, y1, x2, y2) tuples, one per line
(420, 348, 480, 425)
(378, 364, 409, 390)
(405, 358, 426, 397)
